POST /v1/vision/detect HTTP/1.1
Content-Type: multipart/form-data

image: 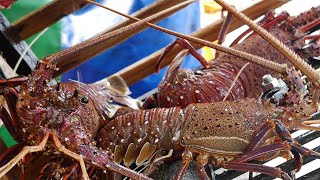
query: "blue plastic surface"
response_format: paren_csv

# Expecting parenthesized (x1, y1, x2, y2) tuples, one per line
(61, 0, 201, 97)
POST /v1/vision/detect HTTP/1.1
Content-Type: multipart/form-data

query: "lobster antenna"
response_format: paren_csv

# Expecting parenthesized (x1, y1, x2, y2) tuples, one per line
(46, 0, 196, 65)
(14, 27, 49, 74)
(214, 0, 320, 87)
(86, 0, 288, 75)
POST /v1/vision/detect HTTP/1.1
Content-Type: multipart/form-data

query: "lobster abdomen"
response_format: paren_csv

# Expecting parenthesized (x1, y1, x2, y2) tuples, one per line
(96, 107, 183, 167)
(157, 7, 320, 109)
(158, 62, 250, 108)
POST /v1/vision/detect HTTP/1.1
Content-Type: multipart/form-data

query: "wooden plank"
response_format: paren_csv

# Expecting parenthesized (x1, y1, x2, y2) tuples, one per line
(5, 0, 89, 42)
(0, 13, 38, 77)
(100, 0, 193, 34)
(113, 0, 287, 86)
(54, 0, 194, 76)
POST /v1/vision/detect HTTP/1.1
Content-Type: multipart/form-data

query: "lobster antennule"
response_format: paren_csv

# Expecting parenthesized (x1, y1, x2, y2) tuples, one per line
(45, 0, 196, 70)
(214, 0, 320, 87)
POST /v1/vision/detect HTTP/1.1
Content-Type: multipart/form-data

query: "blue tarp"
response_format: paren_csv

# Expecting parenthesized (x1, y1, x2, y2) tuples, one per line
(61, 0, 201, 97)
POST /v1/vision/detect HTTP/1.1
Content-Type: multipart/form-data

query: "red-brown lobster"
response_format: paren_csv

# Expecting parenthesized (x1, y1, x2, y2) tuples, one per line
(96, 66, 320, 180)
(153, 4, 320, 108)
(0, 2, 195, 179)
(88, 1, 320, 179)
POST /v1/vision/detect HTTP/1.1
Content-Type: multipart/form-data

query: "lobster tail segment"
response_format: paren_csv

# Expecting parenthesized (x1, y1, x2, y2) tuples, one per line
(96, 107, 184, 167)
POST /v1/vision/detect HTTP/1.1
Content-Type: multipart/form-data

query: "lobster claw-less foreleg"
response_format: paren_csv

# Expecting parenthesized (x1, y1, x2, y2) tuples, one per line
(76, 145, 152, 180)
(0, 132, 91, 179)
(0, 87, 25, 143)
(0, 131, 152, 180)
(154, 38, 209, 73)
(230, 119, 320, 173)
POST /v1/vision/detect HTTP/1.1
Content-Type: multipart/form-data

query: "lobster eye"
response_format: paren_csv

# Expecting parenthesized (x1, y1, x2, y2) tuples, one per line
(80, 96, 89, 104)
(270, 97, 278, 104)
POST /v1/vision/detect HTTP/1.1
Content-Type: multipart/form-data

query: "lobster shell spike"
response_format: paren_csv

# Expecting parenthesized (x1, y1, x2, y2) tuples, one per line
(214, 0, 320, 86)
(136, 142, 157, 166)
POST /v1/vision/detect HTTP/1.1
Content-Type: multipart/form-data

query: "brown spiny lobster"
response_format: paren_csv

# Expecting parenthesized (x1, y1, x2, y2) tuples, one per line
(0, 2, 195, 179)
(153, 4, 320, 108)
(96, 66, 320, 180)
(89, 1, 320, 179)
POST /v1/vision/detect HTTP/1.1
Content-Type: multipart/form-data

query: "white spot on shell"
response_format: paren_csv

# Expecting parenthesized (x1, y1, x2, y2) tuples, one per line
(111, 126, 115, 130)
(144, 121, 149, 125)
(121, 139, 125, 143)
(167, 97, 171, 101)
(127, 122, 131, 126)
(195, 90, 200, 93)
(180, 96, 184, 99)
(137, 138, 142, 143)
(155, 139, 159, 143)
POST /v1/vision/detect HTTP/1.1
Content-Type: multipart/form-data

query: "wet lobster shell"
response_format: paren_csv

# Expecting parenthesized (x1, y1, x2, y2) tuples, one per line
(157, 6, 320, 108)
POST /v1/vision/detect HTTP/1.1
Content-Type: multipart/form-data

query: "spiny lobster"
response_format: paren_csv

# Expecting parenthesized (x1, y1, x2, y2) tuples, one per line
(0, 2, 196, 179)
(97, 66, 320, 180)
(90, 1, 320, 179)
(153, 4, 320, 108)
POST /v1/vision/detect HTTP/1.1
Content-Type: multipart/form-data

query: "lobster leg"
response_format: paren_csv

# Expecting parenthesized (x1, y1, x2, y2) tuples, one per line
(0, 144, 23, 167)
(76, 145, 152, 180)
(215, 12, 233, 58)
(174, 150, 193, 180)
(233, 142, 291, 163)
(230, 11, 289, 46)
(0, 88, 23, 142)
(244, 121, 275, 152)
(221, 162, 292, 180)
(0, 77, 28, 88)
(217, 12, 233, 45)
(0, 132, 90, 179)
(0, 104, 18, 141)
(275, 120, 320, 171)
(155, 38, 209, 73)
(196, 153, 210, 180)
(295, 18, 320, 38)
